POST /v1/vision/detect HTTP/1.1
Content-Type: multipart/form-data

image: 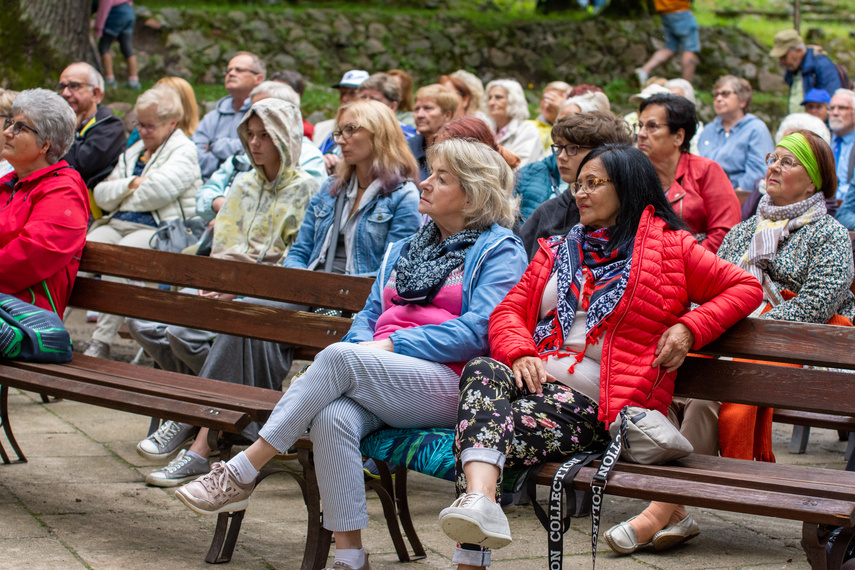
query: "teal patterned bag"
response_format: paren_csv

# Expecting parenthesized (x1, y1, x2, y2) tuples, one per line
(0, 282, 73, 363)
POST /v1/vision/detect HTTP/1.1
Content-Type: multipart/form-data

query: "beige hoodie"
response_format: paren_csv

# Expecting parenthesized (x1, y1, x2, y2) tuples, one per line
(212, 98, 320, 264)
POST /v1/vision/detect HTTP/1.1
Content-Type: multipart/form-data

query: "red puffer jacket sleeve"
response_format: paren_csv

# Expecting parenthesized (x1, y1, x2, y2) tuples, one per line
(675, 231, 762, 348)
(488, 244, 552, 366)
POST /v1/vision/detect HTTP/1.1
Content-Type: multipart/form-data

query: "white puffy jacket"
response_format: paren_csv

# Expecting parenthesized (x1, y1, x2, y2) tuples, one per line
(94, 129, 201, 223)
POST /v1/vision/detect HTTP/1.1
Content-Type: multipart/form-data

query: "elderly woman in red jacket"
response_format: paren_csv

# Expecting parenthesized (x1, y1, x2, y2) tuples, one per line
(437, 144, 761, 569)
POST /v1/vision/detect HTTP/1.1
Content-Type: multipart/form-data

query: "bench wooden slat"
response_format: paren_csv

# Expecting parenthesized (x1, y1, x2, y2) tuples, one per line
(0, 366, 250, 433)
(675, 357, 855, 417)
(538, 466, 855, 526)
(78, 242, 373, 312)
(772, 410, 855, 431)
(69, 277, 354, 350)
(696, 318, 855, 369)
(7, 356, 282, 422)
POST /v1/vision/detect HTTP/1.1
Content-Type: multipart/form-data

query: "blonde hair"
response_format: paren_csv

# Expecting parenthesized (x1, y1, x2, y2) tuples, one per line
(0, 89, 19, 116)
(414, 84, 459, 117)
(332, 100, 419, 193)
(427, 138, 519, 229)
(155, 77, 199, 135)
(134, 86, 183, 124)
(451, 69, 484, 115)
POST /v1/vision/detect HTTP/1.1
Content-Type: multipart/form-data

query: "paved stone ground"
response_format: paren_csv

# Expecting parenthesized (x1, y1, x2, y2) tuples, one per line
(0, 310, 847, 569)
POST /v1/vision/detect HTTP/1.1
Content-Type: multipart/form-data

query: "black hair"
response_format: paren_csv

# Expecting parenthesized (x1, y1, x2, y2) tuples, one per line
(575, 144, 687, 250)
(638, 93, 697, 154)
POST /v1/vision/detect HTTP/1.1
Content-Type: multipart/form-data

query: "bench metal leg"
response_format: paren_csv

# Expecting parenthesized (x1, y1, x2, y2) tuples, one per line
(365, 462, 426, 563)
(394, 465, 426, 560)
(205, 510, 245, 564)
(828, 526, 855, 570)
(297, 446, 332, 570)
(802, 522, 831, 570)
(0, 385, 26, 463)
(845, 437, 855, 463)
(790, 425, 811, 454)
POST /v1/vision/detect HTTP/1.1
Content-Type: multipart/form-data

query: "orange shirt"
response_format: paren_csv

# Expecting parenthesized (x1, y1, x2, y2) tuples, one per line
(654, 0, 691, 14)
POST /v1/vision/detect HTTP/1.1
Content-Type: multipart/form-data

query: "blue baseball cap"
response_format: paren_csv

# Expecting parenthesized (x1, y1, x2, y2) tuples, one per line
(801, 88, 831, 106)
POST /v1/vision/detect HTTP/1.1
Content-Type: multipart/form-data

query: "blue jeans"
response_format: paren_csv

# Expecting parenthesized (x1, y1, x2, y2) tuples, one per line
(661, 9, 699, 53)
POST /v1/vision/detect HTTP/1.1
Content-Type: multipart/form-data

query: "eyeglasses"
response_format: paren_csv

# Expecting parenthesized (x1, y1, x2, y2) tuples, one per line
(830, 105, 853, 112)
(224, 66, 261, 76)
(3, 118, 39, 136)
(712, 89, 734, 99)
(764, 153, 803, 171)
(634, 121, 668, 133)
(551, 143, 593, 157)
(572, 177, 611, 196)
(56, 81, 93, 94)
(134, 121, 161, 133)
(332, 125, 365, 141)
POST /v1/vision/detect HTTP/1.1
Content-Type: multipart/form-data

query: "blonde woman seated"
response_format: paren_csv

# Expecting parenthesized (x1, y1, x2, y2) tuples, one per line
(174, 138, 528, 570)
(84, 86, 202, 359)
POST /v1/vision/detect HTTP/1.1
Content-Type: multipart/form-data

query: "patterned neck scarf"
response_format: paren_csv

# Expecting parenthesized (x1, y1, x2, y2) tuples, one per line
(739, 192, 826, 287)
(392, 221, 485, 306)
(533, 225, 633, 369)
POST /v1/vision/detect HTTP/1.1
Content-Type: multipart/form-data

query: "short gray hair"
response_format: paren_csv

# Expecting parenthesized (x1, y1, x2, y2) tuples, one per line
(251, 81, 300, 106)
(664, 78, 696, 106)
(485, 79, 530, 122)
(426, 138, 519, 229)
(562, 91, 610, 114)
(714, 75, 753, 113)
(134, 86, 184, 123)
(234, 51, 266, 79)
(68, 62, 104, 92)
(833, 88, 855, 110)
(357, 73, 401, 104)
(10, 88, 77, 164)
(775, 112, 831, 145)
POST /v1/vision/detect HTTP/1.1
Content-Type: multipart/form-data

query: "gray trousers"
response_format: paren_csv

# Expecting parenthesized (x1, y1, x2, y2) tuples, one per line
(128, 295, 304, 441)
(258, 342, 461, 532)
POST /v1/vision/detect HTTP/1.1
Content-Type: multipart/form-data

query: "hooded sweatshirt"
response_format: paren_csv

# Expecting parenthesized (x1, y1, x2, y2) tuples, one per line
(211, 99, 320, 264)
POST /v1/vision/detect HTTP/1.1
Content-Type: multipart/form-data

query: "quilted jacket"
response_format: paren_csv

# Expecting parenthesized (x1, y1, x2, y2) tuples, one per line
(488, 207, 762, 425)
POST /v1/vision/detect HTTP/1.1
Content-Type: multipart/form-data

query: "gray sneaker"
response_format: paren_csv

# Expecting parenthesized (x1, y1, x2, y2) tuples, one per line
(439, 492, 512, 549)
(136, 420, 197, 460)
(83, 340, 110, 359)
(146, 449, 209, 487)
(174, 461, 254, 515)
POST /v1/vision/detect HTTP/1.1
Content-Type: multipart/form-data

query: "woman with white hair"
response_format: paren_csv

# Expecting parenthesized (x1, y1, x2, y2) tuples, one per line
(557, 91, 611, 119)
(485, 79, 544, 167)
(0, 88, 89, 316)
(84, 85, 202, 359)
(174, 137, 528, 570)
(665, 78, 704, 155)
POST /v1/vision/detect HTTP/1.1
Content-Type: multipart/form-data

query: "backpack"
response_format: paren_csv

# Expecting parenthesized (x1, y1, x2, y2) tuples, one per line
(835, 62, 854, 90)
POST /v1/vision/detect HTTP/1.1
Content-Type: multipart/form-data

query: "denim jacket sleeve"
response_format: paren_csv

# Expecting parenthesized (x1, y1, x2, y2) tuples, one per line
(341, 241, 402, 344)
(352, 181, 421, 278)
(836, 183, 855, 230)
(283, 178, 335, 270)
(390, 231, 529, 363)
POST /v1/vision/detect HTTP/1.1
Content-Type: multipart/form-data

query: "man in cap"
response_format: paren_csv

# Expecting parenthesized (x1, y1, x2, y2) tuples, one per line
(313, 70, 369, 154)
(770, 29, 842, 115)
(801, 88, 831, 123)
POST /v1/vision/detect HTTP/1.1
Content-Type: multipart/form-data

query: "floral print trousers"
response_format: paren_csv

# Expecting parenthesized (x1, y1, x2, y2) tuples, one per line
(454, 356, 609, 500)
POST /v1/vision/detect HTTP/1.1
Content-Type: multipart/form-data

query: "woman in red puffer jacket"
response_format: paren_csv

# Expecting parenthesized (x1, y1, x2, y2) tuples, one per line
(437, 144, 762, 569)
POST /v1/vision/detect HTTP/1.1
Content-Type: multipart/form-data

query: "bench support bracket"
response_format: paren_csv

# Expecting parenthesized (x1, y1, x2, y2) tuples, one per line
(364, 461, 426, 562)
(801, 522, 855, 570)
(0, 385, 27, 463)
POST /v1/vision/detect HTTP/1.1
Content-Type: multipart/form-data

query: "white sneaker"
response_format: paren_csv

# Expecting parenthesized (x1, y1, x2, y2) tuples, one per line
(146, 449, 210, 487)
(174, 461, 254, 515)
(439, 492, 512, 549)
(137, 420, 197, 460)
(635, 67, 649, 86)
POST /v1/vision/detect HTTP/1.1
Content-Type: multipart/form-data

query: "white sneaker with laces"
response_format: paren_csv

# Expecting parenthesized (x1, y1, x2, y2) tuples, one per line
(174, 461, 254, 515)
(136, 420, 197, 460)
(439, 492, 512, 549)
(146, 449, 210, 487)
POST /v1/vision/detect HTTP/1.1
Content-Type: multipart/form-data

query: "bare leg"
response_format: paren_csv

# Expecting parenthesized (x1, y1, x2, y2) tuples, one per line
(458, 565, 485, 570)
(102, 52, 114, 79)
(127, 55, 139, 79)
(243, 436, 280, 470)
(463, 461, 501, 502)
(188, 427, 216, 457)
(334, 530, 363, 550)
(641, 48, 675, 75)
(628, 501, 687, 542)
(681, 51, 698, 82)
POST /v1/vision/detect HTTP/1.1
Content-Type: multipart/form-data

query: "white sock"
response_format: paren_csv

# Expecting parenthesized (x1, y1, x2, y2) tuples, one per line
(226, 451, 259, 485)
(335, 548, 365, 569)
(186, 450, 207, 463)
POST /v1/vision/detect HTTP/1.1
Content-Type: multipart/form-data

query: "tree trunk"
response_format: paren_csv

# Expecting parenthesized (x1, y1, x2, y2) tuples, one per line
(1, 0, 93, 89)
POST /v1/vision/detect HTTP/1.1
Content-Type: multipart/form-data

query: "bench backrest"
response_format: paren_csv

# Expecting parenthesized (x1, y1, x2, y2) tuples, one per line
(676, 319, 855, 417)
(71, 242, 374, 351)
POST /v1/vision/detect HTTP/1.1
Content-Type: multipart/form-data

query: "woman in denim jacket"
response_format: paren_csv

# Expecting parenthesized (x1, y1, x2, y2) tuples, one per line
(138, 100, 421, 488)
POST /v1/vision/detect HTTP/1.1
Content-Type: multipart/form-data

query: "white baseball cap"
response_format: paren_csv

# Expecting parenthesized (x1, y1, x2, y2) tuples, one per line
(332, 70, 369, 89)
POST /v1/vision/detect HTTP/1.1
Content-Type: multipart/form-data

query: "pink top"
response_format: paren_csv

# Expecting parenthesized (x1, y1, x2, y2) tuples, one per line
(373, 265, 466, 374)
(94, 0, 133, 38)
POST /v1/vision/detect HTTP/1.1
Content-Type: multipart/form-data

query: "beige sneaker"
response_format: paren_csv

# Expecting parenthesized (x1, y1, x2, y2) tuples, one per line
(174, 461, 253, 515)
(323, 554, 370, 570)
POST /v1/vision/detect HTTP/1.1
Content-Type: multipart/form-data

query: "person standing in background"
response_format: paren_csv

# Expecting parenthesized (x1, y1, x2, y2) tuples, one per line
(93, 0, 140, 89)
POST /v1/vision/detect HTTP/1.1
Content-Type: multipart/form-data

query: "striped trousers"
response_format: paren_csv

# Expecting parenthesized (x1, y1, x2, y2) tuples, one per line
(258, 342, 461, 531)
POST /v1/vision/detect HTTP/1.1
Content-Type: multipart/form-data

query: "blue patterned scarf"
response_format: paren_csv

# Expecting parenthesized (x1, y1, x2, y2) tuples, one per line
(532, 225, 633, 366)
(392, 221, 484, 306)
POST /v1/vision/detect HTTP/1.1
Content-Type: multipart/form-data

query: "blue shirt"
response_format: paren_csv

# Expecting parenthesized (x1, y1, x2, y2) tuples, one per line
(832, 130, 855, 199)
(697, 114, 774, 191)
(192, 95, 252, 180)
